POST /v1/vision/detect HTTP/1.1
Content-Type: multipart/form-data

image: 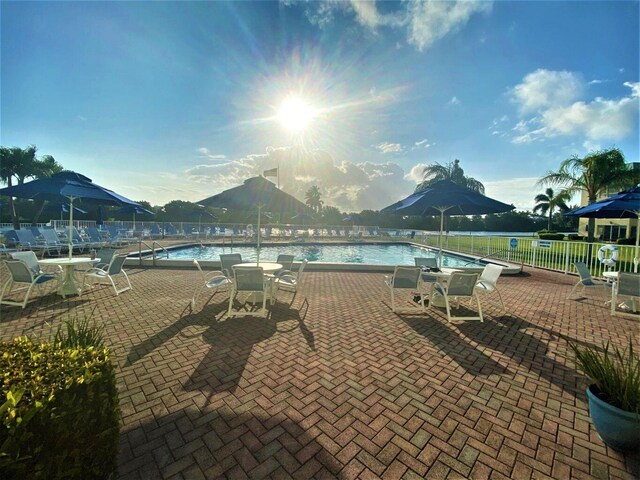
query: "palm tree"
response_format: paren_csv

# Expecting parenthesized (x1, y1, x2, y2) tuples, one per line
(305, 185, 324, 213)
(416, 159, 485, 194)
(533, 188, 570, 231)
(537, 148, 632, 242)
(0, 145, 63, 227)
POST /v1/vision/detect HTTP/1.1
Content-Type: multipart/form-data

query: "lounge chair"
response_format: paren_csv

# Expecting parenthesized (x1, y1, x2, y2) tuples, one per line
(384, 266, 424, 313)
(70, 227, 100, 251)
(0, 258, 59, 309)
(429, 272, 483, 322)
(86, 227, 109, 247)
(228, 266, 270, 317)
(4, 230, 49, 256)
(39, 229, 66, 255)
(0, 244, 18, 259)
(272, 260, 308, 302)
(191, 259, 232, 308)
(610, 273, 640, 318)
(81, 255, 132, 296)
(568, 262, 611, 299)
(219, 253, 243, 278)
(476, 264, 506, 314)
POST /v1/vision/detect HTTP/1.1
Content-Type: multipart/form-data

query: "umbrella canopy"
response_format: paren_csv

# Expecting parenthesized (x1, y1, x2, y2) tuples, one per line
(381, 180, 514, 259)
(565, 186, 640, 271)
(0, 171, 140, 258)
(199, 176, 310, 262)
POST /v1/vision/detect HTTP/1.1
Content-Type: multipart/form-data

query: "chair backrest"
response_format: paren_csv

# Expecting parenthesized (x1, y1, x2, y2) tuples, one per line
(233, 266, 264, 292)
(97, 248, 117, 266)
(4, 230, 19, 246)
(11, 251, 41, 273)
(71, 227, 85, 242)
(447, 273, 480, 296)
(414, 257, 438, 269)
(4, 260, 35, 283)
(391, 266, 421, 289)
(573, 262, 593, 284)
(107, 255, 127, 275)
(41, 229, 62, 244)
(479, 264, 503, 287)
(29, 227, 42, 238)
(86, 227, 103, 242)
(296, 259, 308, 279)
(15, 229, 39, 245)
(220, 253, 243, 277)
(276, 254, 295, 271)
(618, 273, 640, 297)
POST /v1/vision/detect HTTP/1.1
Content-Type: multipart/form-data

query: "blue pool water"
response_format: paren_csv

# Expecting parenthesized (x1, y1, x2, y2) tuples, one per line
(162, 243, 485, 268)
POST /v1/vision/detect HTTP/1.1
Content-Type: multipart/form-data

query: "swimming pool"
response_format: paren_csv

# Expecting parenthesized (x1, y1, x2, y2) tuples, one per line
(158, 243, 486, 268)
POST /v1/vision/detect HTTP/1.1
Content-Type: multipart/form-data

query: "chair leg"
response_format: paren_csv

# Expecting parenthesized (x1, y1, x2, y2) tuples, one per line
(227, 291, 236, 317)
(475, 293, 484, 322)
(0, 279, 13, 306)
(22, 282, 38, 309)
(390, 289, 396, 312)
(443, 295, 452, 322)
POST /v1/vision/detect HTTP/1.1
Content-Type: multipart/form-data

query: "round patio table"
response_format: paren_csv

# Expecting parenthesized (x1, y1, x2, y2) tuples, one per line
(39, 257, 100, 297)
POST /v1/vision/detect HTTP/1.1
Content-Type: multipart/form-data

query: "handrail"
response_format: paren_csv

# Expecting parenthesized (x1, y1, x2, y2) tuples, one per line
(138, 240, 169, 266)
(464, 248, 512, 265)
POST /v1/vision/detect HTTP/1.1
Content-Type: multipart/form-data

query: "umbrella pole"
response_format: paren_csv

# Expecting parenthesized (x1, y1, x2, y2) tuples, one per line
(256, 205, 262, 264)
(133, 212, 136, 231)
(439, 209, 445, 265)
(68, 197, 74, 259)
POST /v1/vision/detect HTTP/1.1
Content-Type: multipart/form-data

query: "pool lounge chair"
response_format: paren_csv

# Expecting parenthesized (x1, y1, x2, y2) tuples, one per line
(610, 272, 640, 318)
(429, 272, 483, 322)
(0, 258, 59, 309)
(568, 262, 611, 299)
(228, 266, 270, 317)
(384, 266, 424, 313)
(6, 230, 51, 256)
(192, 259, 232, 308)
(35, 228, 64, 256)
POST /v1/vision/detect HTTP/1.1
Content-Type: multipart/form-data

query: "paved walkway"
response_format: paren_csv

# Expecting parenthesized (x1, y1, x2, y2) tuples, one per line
(1, 265, 638, 479)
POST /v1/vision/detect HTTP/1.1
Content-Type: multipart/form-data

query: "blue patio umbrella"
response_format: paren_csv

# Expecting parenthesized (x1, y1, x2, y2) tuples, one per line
(116, 204, 154, 230)
(381, 180, 514, 260)
(0, 171, 140, 258)
(565, 186, 640, 271)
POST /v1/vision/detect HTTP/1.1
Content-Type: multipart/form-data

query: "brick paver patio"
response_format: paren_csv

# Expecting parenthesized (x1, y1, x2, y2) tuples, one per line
(1, 264, 639, 479)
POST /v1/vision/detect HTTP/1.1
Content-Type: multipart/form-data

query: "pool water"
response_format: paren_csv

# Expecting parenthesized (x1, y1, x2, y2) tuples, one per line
(163, 243, 486, 268)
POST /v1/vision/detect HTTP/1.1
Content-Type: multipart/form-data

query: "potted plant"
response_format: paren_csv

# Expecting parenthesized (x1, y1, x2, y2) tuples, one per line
(570, 340, 640, 452)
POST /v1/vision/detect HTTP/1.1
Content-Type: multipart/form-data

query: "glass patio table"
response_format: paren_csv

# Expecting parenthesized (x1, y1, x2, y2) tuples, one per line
(39, 257, 100, 297)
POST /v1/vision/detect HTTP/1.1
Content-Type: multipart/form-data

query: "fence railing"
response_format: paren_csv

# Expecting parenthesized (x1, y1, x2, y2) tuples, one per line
(411, 234, 637, 277)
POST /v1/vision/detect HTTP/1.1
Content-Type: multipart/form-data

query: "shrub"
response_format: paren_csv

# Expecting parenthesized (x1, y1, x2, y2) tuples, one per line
(616, 237, 636, 245)
(0, 337, 120, 479)
(53, 313, 105, 349)
(568, 234, 585, 241)
(538, 233, 565, 240)
(571, 340, 640, 413)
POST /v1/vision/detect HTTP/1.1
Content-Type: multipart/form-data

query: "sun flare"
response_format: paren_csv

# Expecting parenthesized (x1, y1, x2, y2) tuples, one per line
(277, 96, 316, 132)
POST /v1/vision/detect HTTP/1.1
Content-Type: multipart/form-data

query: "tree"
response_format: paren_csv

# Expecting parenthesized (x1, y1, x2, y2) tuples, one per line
(416, 159, 485, 194)
(305, 185, 324, 213)
(0, 145, 63, 228)
(532, 188, 570, 231)
(537, 148, 632, 241)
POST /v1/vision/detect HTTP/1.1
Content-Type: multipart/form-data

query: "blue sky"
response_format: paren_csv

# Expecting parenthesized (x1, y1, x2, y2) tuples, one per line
(2, 1, 638, 212)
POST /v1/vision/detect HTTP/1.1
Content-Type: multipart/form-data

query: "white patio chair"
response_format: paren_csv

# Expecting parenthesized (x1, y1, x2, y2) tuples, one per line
(272, 259, 308, 302)
(219, 253, 243, 279)
(568, 262, 611, 299)
(476, 264, 506, 314)
(81, 255, 132, 296)
(384, 266, 424, 313)
(415, 257, 439, 283)
(611, 273, 640, 318)
(274, 254, 295, 276)
(1, 259, 59, 309)
(10, 251, 59, 276)
(191, 259, 233, 308)
(429, 272, 483, 322)
(228, 266, 270, 317)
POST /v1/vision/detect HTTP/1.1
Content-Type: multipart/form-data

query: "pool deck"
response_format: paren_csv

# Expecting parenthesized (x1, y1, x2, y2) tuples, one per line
(1, 263, 639, 479)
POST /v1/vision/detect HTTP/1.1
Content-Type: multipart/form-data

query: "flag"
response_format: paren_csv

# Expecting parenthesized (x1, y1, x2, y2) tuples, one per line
(263, 167, 278, 177)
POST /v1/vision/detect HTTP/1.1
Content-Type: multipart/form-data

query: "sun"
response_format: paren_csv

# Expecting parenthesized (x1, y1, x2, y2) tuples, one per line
(276, 96, 316, 133)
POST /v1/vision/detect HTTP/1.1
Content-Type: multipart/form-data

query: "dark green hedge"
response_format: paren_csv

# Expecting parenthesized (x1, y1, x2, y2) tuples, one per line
(0, 337, 120, 479)
(538, 233, 565, 240)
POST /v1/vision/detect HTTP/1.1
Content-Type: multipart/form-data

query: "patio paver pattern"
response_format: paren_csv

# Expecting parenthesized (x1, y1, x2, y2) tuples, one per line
(1, 265, 639, 479)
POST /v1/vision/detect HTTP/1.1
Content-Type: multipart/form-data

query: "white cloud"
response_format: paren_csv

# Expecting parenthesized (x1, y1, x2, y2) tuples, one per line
(295, 1, 492, 52)
(197, 147, 227, 161)
(375, 142, 404, 154)
(413, 139, 432, 149)
(483, 177, 542, 211)
(449, 96, 461, 105)
(405, 163, 427, 182)
(509, 72, 639, 144)
(510, 69, 584, 114)
(406, 0, 493, 51)
(185, 146, 418, 211)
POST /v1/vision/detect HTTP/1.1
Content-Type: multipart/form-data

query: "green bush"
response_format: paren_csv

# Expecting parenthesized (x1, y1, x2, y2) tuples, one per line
(0, 337, 120, 479)
(616, 237, 636, 245)
(538, 233, 565, 240)
(571, 340, 640, 413)
(568, 234, 586, 241)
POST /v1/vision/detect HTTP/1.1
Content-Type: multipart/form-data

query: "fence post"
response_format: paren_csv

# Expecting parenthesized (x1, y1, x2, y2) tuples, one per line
(532, 244, 537, 268)
(138, 241, 142, 267)
(487, 236, 491, 256)
(563, 241, 571, 274)
(470, 235, 474, 255)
